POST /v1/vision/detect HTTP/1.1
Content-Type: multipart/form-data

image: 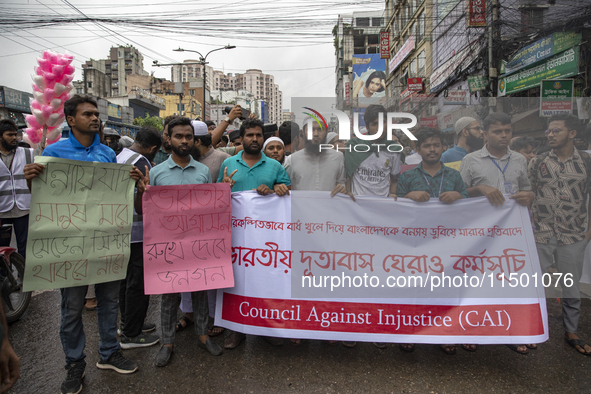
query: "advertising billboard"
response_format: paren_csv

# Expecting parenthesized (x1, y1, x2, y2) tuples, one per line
(352, 54, 386, 108)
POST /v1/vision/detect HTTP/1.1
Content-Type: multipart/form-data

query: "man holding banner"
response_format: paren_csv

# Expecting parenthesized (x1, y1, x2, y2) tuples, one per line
(149, 117, 223, 367)
(459, 112, 535, 354)
(397, 127, 468, 354)
(344, 104, 401, 198)
(283, 119, 347, 197)
(219, 118, 291, 349)
(528, 114, 591, 356)
(24, 95, 140, 394)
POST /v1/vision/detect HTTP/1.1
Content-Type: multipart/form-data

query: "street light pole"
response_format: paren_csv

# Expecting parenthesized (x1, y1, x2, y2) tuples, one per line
(173, 45, 236, 120)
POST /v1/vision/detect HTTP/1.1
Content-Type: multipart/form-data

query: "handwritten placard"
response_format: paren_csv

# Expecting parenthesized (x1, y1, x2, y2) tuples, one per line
(23, 157, 135, 291)
(142, 184, 234, 294)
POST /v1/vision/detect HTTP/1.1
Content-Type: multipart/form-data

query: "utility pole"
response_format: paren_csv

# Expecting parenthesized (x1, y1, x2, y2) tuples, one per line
(173, 45, 236, 121)
(488, 0, 500, 100)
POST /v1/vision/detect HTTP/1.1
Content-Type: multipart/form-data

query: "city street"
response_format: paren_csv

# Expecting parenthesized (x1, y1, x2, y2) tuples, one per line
(7, 289, 591, 393)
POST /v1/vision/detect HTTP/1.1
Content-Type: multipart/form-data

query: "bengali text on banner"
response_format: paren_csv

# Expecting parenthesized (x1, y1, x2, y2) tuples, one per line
(216, 191, 548, 344)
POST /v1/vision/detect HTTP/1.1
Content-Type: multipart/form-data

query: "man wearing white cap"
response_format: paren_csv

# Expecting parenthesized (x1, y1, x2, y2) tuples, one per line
(263, 137, 286, 164)
(441, 117, 484, 163)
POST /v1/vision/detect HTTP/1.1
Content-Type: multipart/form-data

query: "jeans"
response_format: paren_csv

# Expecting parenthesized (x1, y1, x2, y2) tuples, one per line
(60, 280, 121, 367)
(0, 214, 29, 260)
(536, 237, 587, 333)
(119, 243, 150, 338)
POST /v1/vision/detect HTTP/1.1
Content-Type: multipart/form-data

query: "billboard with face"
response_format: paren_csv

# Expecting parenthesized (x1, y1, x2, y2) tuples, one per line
(352, 54, 386, 108)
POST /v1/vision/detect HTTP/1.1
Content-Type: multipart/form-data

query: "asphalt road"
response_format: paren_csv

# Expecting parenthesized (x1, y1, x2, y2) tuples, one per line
(6, 290, 591, 394)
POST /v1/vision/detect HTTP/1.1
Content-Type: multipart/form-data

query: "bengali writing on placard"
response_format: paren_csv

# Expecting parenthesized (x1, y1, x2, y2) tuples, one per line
(23, 157, 135, 291)
(142, 184, 234, 294)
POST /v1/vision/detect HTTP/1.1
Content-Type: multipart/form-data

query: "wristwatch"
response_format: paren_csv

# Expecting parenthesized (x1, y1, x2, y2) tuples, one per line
(223, 116, 231, 123)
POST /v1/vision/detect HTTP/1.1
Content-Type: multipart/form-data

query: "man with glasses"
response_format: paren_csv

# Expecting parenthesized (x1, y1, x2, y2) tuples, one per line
(441, 117, 484, 164)
(528, 114, 591, 356)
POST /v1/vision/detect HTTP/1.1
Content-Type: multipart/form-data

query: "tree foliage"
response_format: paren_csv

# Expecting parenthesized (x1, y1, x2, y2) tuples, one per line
(132, 114, 164, 132)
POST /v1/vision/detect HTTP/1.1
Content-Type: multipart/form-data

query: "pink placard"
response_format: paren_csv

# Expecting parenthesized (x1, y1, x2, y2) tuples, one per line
(142, 183, 234, 294)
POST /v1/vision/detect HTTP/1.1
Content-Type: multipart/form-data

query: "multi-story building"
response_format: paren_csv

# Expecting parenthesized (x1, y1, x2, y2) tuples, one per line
(213, 71, 237, 91)
(335, 11, 386, 111)
(384, 0, 433, 110)
(171, 61, 215, 93)
(282, 110, 295, 123)
(171, 68, 283, 124)
(152, 80, 205, 119)
(156, 93, 201, 120)
(427, 0, 590, 140)
(79, 61, 113, 98)
(234, 69, 282, 124)
(81, 45, 149, 97)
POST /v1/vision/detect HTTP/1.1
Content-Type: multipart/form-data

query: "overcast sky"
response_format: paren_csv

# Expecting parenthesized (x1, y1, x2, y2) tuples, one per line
(0, 0, 384, 111)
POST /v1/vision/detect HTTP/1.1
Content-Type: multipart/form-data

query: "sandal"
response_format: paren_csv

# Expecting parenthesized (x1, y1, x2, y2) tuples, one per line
(525, 344, 537, 350)
(565, 337, 591, 355)
(176, 315, 193, 331)
(290, 339, 302, 345)
(208, 326, 225, 337)
(506, 344, 528, 355)
(461, 344, 477, 352)
(440, 344, 456, 355)
(399, 343, 415, 352)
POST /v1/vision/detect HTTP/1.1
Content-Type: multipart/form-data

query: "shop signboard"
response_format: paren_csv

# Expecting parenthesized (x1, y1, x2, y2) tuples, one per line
(539, 79, 573, 117)
(498, 47, 578, 96)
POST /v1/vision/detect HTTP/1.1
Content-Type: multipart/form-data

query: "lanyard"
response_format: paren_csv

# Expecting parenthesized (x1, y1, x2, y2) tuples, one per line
(421, 171, 445, 197)
(489, 156, 510, 175)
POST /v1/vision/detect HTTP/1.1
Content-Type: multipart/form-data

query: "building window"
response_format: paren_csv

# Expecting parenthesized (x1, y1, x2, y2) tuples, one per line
(405, 3, 410, 25)
(409, 59, 417, 78)
(417, 50, 426, 77)
(88, 82, 92, 88)
(189, 89, 195, 96)
(521, 7, 545, 33)
(356, 17, 370, 27)
(416, 12, 425, 42)
(372, 17, 383, 27)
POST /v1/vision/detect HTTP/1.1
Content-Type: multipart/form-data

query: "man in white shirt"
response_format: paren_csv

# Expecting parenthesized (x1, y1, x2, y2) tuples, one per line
(284, 121, 347, 196)
(344, 104, 401, 197)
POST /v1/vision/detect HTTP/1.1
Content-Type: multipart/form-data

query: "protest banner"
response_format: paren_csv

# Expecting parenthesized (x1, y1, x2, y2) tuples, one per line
(23, 157, 135, 291)
(142, 183, 233, 294)
(217, 191, 548, 344)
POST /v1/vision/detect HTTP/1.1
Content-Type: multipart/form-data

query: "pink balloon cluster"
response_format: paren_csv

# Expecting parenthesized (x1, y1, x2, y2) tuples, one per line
(25, 51, 75, 146)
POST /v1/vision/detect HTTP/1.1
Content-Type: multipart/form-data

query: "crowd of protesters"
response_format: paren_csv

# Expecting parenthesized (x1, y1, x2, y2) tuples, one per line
(0, 93, 585, 393)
